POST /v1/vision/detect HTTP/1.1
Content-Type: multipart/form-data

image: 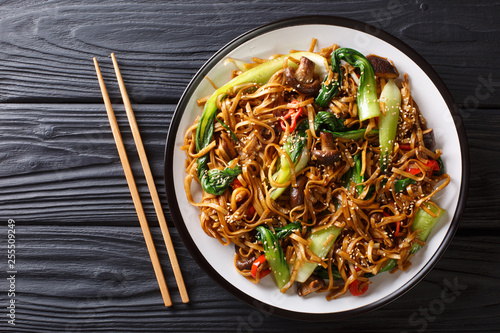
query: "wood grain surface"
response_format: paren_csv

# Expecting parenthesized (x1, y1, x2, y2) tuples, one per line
(1, 0, 499, 332)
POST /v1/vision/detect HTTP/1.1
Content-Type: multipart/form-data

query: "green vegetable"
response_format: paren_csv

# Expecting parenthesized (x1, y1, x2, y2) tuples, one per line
(349, 153, 364, 195)
(295, 225, 342, 283)
(196, 51, 327, 195)
(199, 163, 242, 195)
(270, 131, 310, 200)
(314, 111, 347, 133)
(275, 221, 302, 239)
(394, 178, 417, 193)
(362, 258, 397, 278)
(316, 48, 380, 121)
(256, 226, 291, 291)
(379, 79, 401, 172)
(315, 53, 342, 107)
(314, 265, 343, 280)
(215, 117, 238, 142)
(337, 153, 365, 199)
(337, 48, 380, 121)
(329, 129, 379, 141)
(295, 118, 310, 133)
(310, 108, 378, 141)
(306, 112, 378, 141)
(410, 203, 446, 253)
(435, 156, 445, 176)
(377, 258, 398, 274)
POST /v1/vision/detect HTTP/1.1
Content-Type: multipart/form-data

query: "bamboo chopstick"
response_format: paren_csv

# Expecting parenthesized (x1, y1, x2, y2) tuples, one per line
(93, 57, 174, 307)
(110, 53, 189, 303)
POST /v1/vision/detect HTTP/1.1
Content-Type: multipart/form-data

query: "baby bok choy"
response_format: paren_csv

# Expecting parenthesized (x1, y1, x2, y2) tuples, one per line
(410, 203, 446, 253)
(196, 52, 328, 195)
(255, 226, 291, 292)
(378, 79, 401, 172)
(295, 225, 342, 283)
(313, 111, 379, 140)
(270, 130, 310, 200)
(316, 48, 380, 121)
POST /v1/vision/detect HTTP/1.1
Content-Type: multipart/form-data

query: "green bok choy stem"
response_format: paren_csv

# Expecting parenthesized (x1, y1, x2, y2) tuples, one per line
(256, 226, 291, 292)
(295, 226, 342, 283)
(379, 79, 401, 172)
(270, 131, 310, 200)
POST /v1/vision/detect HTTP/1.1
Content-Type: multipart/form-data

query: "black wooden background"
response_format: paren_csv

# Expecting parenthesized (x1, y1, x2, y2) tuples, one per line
(1, 1, 499, 332)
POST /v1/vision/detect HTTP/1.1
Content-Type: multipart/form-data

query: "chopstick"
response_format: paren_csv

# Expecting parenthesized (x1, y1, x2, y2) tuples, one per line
(93, 56, 187, 307)
(110, 53, 189, 304)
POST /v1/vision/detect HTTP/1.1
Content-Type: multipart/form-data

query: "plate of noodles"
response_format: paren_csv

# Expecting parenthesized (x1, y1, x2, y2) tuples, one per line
(164, 16, 468, 320)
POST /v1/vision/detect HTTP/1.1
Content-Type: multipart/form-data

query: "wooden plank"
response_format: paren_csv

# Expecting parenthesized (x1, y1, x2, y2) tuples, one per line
(460, 108, 500, 229)
(2, 224, 498, 332)
(0, 103, 172, 225)
(0, 0, 499, 105)
(0, 104, 496, 229)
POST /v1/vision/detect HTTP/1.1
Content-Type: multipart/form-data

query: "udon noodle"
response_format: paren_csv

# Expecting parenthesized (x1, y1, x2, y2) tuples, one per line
(182, 41, 449, 299)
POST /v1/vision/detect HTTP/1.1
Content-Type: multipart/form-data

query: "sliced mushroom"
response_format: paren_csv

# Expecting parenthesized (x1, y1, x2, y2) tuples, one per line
(311, 149, 342, 165)
(235, 255, 256, 271)
(366, 54, 399, 79)
(311, 132, 342, 166)
(297, 276, 326, 297)
(290, 175, 308, 207)
(294, 56, 316, 83)
(284, 56, 321, 95)
(319, 131, 334, 150)
(422, 129, 436, 151)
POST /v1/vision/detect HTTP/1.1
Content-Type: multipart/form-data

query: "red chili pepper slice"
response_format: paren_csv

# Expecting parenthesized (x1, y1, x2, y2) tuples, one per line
(258, 269, 271, 279)
(426, 159, 440, 171)
(394, 221, 401, 237)
(232, 179, 243, 189)
(280, 100, 304, 132)
(405, 166, 421, 175)
(349, 279, 369, 296)
(251, 254, 271, 279)
(405, 160, 440, 176)
(281, 106, 297, 120)
(423, 160, 439, 176)
(399, 144, 412, 151)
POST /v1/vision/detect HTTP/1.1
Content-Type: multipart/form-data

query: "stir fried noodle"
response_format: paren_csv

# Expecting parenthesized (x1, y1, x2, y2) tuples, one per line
(182, 42, 450, 299)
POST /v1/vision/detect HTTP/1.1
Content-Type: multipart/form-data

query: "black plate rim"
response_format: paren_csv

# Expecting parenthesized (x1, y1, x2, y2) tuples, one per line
(164, 15, 470, 321)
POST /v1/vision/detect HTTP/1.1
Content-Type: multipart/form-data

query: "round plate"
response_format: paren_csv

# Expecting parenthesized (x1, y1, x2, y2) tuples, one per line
(164, 16, 469, 320)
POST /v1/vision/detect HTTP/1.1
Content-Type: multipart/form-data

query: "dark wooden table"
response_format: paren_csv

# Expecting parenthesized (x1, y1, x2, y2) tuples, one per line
(1, 1, 499, 332)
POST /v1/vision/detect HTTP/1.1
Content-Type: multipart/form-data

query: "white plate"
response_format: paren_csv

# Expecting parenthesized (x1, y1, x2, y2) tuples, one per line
(165, 16, 469, 320)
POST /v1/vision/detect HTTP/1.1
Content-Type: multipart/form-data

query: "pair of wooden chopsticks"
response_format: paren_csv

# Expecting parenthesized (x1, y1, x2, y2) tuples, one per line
(93, 54, 188, 307)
